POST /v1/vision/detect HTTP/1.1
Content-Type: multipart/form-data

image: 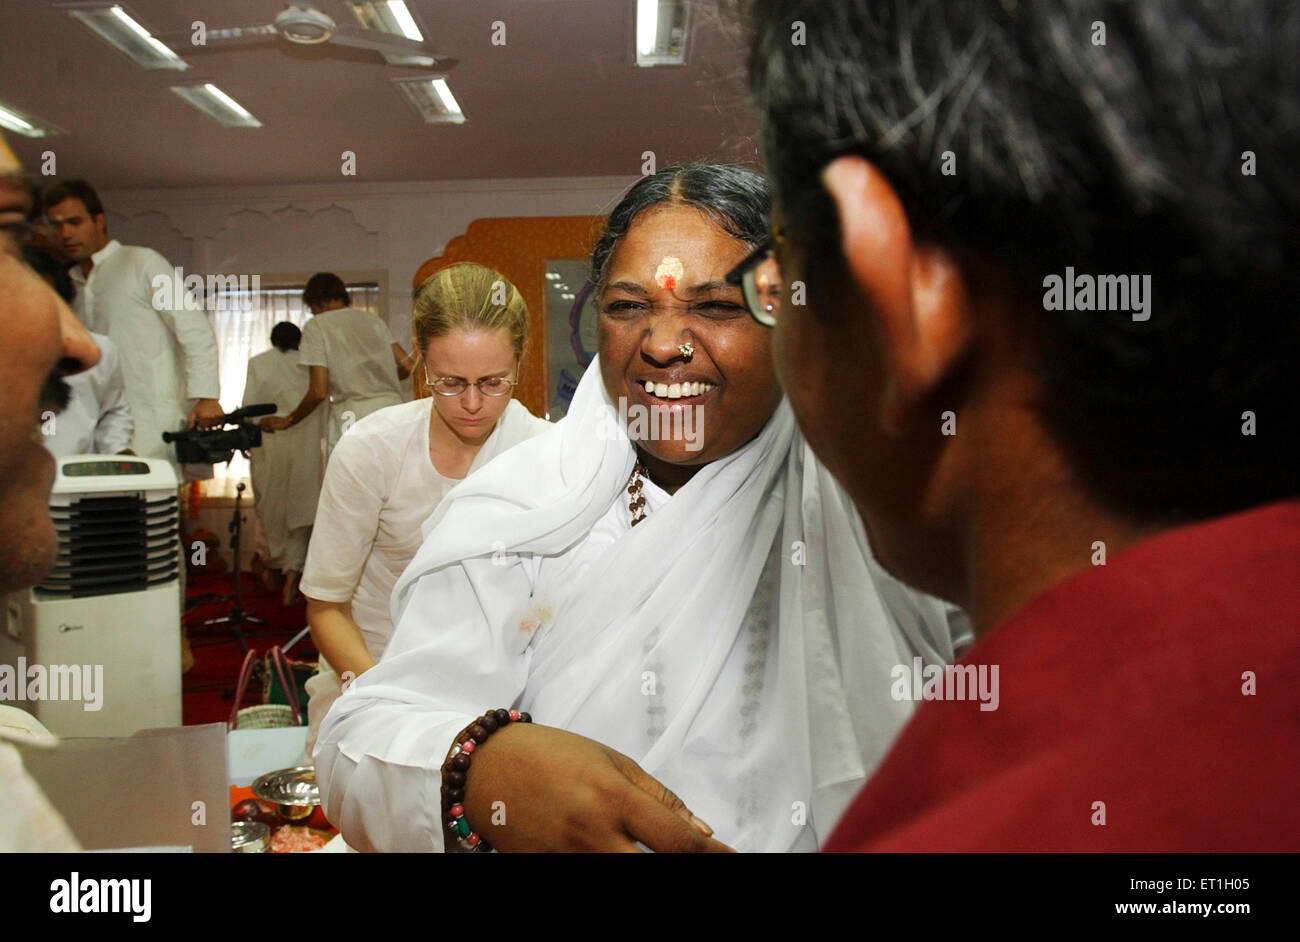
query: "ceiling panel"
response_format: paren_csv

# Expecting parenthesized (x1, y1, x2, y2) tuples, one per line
(0, 0, 759, 187)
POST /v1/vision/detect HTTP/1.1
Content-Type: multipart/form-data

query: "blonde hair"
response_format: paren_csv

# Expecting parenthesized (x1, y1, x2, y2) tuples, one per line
(411, 263, 528, 358)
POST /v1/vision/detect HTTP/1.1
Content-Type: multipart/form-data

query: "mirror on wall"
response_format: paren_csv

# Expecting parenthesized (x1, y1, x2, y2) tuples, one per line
(544, 259, 599, 420)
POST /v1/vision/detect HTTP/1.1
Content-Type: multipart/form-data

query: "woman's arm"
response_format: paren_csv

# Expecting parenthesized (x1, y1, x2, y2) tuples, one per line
(263, 366, 328, 433)
(306, 597, 377, 681)
(314, 558, 730, 853)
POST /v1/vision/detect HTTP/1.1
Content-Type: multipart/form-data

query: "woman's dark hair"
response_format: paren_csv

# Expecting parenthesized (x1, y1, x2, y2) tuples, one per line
(591, 163, 771, 287)
(746, 0, 1300, 522)
(270, 321, 302, 352)
(302, 272, 350, 308)
(22, 245, 75, 303)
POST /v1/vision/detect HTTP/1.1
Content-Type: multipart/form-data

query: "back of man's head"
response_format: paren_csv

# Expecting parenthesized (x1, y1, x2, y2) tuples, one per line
(270, 321, 302, 351)
(303, 272, 350, 309)
(748, 0, 1299, 523)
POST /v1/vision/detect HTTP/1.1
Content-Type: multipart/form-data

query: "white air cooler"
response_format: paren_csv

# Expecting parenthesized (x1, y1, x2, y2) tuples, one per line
(1, 455, 182, 736)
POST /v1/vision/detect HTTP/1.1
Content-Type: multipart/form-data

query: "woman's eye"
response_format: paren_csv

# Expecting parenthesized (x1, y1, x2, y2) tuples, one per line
(602, 300, 645, 317)
(693, 302, 746, 318)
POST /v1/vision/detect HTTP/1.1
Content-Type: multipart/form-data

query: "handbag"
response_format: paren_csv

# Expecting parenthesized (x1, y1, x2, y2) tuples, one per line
(228, 647, 301, 730)
(264, 645, 315, 718)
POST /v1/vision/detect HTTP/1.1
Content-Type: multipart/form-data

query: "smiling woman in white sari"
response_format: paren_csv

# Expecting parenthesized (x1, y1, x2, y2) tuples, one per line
(314, 164, 967, 852)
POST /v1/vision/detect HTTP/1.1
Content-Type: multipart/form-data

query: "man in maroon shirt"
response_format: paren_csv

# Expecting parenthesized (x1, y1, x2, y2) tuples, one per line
(738, 1, 1299, 849)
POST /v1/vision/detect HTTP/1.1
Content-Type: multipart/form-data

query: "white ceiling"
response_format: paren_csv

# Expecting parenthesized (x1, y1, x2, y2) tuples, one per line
(1, 0, 759, 188)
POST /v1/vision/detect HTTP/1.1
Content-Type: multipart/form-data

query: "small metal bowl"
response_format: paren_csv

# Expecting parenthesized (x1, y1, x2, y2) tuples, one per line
(231, 820, 270, 853)
(251, 766, 320, 823)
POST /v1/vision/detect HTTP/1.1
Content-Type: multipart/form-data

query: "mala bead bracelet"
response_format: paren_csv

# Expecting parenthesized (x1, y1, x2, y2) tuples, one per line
(441, 708, 532, 852)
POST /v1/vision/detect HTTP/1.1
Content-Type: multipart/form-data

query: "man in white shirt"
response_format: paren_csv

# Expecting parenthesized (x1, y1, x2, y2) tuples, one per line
(43, 179, 223, 471)
(261, 272, 411, 458)
(21, 245, 133, 457)
(44, 329, 133, 458)
(45, 179, 222, 672)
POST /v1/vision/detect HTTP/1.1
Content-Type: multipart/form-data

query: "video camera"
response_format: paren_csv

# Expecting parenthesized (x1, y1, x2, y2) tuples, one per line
(162, 403, 276, 465)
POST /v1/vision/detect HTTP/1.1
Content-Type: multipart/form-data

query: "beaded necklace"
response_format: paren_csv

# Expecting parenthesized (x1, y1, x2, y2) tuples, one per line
(627, 460, 648, 525)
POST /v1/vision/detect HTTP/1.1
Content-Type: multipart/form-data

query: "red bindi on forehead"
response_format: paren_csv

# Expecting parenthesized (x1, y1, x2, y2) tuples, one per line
(654, 256, 685, 294)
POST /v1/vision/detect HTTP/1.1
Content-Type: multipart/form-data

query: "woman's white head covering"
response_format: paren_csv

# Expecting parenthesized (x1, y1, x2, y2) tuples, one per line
(390, 358, 959, 851)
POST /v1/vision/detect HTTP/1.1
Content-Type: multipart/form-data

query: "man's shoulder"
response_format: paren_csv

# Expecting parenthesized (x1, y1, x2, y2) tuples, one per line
(104, 242, 171, 273)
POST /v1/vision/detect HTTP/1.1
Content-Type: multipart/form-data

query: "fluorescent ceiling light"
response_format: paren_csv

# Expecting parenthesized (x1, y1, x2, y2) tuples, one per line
(0, 101, 63, 138)
(392, 76, 465, 124)
(64, 3, 189, 71)
(348, 1, 424, 42)
(635, 0, 691, 67)
(170, 84, 262, 128)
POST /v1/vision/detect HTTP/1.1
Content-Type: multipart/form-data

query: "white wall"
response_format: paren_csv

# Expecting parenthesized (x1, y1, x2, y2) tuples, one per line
(99, 175, 636, 341)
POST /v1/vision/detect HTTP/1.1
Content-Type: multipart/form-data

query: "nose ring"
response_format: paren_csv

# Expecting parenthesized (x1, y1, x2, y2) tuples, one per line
(678, 342, 694, 359)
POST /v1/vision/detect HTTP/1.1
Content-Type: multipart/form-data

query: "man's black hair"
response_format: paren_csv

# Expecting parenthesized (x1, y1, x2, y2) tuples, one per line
(42, 178, 105, 219)
(303, 272, 350, 308)
(270, 321, 302, 352)
(746, 0, 1300, 522)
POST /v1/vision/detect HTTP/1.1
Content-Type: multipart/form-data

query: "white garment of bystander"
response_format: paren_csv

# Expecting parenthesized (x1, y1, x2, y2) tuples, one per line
(42, 330, 133, 457)
(244, 346, 324, 572)
(297, 308, 403, 457)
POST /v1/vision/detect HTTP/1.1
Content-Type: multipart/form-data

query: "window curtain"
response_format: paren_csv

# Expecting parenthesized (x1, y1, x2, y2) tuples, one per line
(203, 283, 381, 499)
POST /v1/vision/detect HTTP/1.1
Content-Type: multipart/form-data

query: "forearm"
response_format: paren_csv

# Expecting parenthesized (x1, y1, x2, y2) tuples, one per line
(170, 311, 220, 400)
(314, 697, 467, 853)
(312, 560, 533, 853)
(306, 599, 377, 679)
(285, 390, 326, 427)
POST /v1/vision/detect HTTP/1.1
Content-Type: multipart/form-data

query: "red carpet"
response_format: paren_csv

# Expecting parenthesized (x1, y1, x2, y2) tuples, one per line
(182, 571, 318, 726)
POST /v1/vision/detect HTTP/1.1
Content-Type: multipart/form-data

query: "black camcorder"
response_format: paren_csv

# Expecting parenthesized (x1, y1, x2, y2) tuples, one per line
(162, 403, 276, 465)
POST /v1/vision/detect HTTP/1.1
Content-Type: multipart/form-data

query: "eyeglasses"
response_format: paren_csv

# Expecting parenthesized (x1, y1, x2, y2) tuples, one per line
(423, 364, 520, 397)
(725, 228, 785, 327)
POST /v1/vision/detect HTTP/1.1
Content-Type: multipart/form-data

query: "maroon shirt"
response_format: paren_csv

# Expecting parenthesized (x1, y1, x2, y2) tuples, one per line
(826, 500, 1300, 851)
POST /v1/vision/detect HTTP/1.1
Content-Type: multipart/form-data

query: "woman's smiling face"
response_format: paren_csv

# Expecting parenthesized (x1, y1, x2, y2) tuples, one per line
(597, 203, 782, 474)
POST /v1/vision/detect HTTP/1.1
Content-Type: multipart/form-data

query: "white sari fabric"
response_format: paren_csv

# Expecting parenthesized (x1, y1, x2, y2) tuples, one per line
(315, 358, 960, 852)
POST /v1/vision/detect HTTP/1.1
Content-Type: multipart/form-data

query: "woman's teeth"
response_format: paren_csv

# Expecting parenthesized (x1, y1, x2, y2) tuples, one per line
(641, 380, 715, 400)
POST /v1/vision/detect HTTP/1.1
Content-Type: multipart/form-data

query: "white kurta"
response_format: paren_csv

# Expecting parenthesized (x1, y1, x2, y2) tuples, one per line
(297, 308, 404, 456)
(69, 240, 220, 474)
(300, 398, 550, 754)
(301, 398, 550, 658)
(244, 348, 325, 570)
(43, 330, 133, 457)
(315, 359, 965, 853)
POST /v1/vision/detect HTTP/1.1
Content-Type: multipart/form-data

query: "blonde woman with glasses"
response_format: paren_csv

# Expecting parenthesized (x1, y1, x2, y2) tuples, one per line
(301, 264, 550, 753)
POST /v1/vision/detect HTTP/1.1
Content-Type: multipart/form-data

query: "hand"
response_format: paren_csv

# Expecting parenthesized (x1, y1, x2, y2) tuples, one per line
(259, 415, 291, 434)
(188, 398, 226, 428)
(458, 722, 734, 853)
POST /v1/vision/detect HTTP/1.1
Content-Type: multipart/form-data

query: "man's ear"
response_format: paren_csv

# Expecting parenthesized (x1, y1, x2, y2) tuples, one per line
(821, 156, 973, 435)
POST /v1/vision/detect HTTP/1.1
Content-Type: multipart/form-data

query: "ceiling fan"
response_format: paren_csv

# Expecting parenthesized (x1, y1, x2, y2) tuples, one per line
(169, 3, 457, 69)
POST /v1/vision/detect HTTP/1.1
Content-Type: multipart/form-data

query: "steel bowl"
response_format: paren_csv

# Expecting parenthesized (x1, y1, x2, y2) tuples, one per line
(231, 820, 270, 853)
(251, 766, 320, 823)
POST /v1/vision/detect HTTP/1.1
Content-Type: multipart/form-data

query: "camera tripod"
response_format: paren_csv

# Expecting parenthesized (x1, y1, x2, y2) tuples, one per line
(193, 482, 280, 653)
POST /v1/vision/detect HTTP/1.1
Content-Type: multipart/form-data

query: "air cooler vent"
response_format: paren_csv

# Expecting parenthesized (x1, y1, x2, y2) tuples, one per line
(37, 492, 179, 597)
